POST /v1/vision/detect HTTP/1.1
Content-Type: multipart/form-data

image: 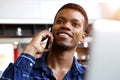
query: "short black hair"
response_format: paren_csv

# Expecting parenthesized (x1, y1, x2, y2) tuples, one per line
(54, 3, 88, 32)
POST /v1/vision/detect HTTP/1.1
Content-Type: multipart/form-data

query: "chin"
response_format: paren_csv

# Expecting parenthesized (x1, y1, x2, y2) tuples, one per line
(56, 44, 70, 50)
(53, 38, 76, 49)
(53, 41, 73, 50)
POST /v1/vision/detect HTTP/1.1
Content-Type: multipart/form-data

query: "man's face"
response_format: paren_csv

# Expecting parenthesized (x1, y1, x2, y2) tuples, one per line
(52, 9, 85, 49)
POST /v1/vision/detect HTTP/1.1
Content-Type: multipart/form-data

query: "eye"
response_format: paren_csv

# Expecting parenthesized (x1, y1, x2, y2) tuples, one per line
(56, 19, 64, 24)
(72, 22, 80, 27)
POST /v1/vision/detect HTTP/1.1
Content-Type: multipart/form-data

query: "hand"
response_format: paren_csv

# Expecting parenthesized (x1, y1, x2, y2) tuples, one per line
(23, 30, 53, 57)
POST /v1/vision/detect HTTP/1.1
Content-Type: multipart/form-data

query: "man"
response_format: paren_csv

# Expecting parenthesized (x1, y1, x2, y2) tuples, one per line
(1, 3, 88, 80)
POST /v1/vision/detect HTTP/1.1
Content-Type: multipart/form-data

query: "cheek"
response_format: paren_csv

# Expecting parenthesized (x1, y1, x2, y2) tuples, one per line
(75, 33, 82, 41)
(51, 26, 56, 34)
(52, 25, 58, 32)
(51, 26, 58, 38)
(74, 30, 83, 41)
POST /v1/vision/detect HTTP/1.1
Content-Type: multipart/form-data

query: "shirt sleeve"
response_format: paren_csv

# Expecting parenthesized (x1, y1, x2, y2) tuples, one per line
(0, 53, 36, 80)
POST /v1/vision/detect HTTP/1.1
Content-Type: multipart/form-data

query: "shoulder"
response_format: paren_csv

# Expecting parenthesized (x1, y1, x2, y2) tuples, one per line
(73, 57, 86, 74)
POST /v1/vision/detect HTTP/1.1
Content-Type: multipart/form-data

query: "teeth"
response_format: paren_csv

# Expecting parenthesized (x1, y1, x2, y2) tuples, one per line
(59, 33, 69, 38)
(59, 33, 67, 35)
(59, 33, 66, 35)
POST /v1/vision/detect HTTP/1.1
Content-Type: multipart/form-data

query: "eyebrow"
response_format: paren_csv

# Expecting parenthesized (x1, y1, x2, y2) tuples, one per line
(72, 19, 81, 22)
(56, 16, 65, 20)
(56, 16, 81, 23)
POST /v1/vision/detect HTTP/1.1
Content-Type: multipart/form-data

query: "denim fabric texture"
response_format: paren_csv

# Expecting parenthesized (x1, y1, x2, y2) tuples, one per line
(1, 53, 86, 80)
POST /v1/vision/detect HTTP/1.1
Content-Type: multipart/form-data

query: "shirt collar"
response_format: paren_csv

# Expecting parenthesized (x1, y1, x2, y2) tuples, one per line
(71, 57, 86, 76)
(34, 53, 86, 75)
(34, 53, 53, 75)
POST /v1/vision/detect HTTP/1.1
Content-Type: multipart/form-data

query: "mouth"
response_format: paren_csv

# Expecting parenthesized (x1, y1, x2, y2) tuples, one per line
(57, 31, 73, 38)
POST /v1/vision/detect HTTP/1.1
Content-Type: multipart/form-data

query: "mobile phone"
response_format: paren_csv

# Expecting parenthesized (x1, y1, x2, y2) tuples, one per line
(45, 28, 52, 49)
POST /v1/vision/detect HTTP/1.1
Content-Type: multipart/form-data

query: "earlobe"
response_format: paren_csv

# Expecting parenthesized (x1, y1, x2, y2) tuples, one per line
(78, 41, 81, 44)
(80, 32, 87, 42)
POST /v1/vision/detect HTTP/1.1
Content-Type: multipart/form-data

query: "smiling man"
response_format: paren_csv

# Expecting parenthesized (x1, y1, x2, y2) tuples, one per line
(1, 3, 88, 80)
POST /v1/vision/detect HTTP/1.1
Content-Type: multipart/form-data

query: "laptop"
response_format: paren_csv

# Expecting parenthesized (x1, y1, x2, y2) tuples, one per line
(85, 19, 120, 80)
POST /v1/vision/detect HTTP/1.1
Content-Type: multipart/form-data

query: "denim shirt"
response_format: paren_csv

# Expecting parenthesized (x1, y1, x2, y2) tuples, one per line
(1, 53, 86, 80)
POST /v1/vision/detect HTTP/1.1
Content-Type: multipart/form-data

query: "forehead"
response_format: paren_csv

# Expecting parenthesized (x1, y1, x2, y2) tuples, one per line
(55, 9, 84, 22)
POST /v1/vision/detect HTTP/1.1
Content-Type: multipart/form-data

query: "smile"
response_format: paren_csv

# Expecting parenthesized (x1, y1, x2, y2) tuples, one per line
(57, 31, 73, 38)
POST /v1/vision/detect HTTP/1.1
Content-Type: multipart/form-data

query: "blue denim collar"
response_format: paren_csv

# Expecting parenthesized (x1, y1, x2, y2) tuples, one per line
(71, 57, 86, 76)
(34, 53, 86, 76)
(34, 53, 53, 76)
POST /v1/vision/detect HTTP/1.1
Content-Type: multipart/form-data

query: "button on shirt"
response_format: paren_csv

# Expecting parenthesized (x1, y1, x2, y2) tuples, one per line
(1, 53, 86, 80)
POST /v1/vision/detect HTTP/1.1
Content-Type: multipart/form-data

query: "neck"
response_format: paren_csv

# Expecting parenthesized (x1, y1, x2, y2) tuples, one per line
(46, 45, 77, 70)
(46, 44, 77, 80)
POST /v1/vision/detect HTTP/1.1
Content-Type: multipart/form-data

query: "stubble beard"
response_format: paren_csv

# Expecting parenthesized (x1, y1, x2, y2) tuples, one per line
(52, 40, 77, 51)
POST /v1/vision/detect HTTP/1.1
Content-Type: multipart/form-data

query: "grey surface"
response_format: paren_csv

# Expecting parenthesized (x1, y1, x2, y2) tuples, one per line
(86, 19, 120, 80)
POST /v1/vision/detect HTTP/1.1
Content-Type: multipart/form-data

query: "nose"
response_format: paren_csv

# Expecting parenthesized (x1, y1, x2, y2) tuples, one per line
(63, 22, 71, 29)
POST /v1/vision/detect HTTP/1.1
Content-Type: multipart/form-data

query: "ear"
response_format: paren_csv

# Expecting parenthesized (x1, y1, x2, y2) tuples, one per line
(80, 32, 87, 43)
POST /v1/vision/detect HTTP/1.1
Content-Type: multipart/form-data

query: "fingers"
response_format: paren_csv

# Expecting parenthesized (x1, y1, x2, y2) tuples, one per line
(31, 30, 53, 44)
(27, 30, 53, 56)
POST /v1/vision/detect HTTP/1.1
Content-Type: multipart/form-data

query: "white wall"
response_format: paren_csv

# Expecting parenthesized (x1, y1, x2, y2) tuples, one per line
(0, 0, 41, 19)
(0, 0, 119, 24)
(0, 0, 101, 23)
(38, 0, 101, 23)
